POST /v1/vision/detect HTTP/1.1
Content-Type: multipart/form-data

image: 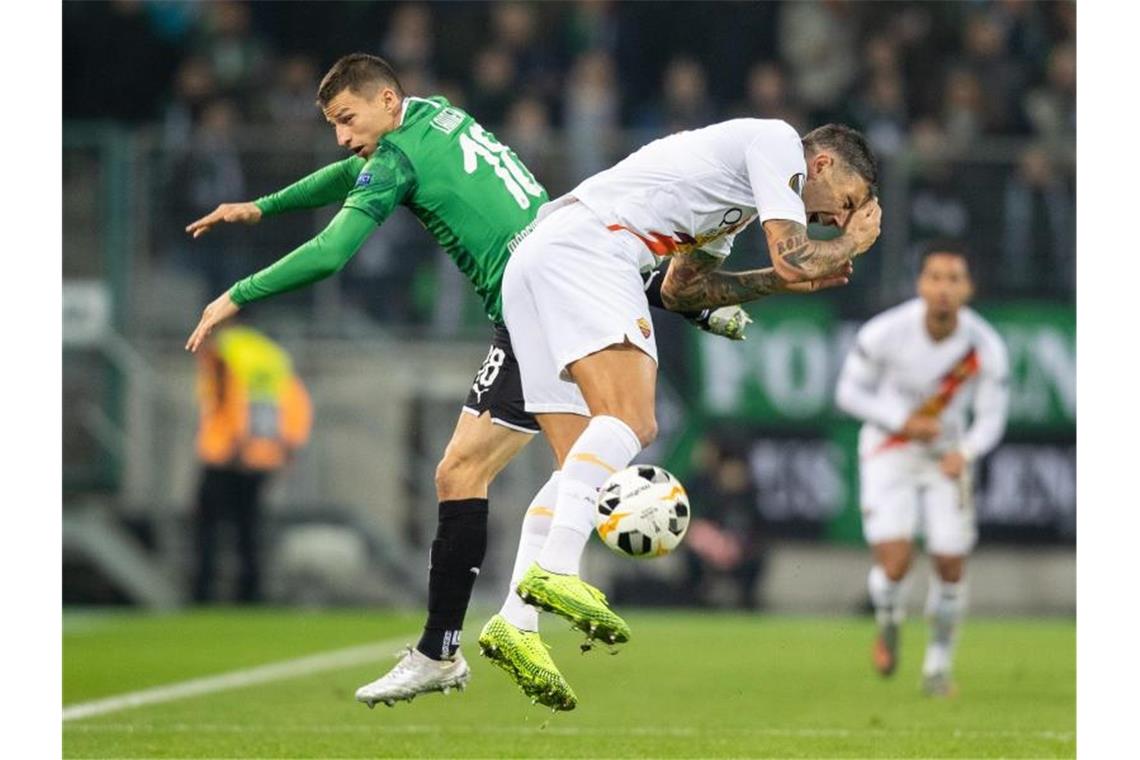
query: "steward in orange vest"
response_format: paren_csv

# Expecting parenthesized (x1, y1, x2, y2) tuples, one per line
(192, 325, 312, 603)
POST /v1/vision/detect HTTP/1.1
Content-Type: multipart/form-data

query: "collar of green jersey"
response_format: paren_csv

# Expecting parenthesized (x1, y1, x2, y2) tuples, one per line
(393, 96, 445, 132)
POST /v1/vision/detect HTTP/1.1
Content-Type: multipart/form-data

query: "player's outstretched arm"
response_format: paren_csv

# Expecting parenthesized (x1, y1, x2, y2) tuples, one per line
(659, 249, 852, 312)
(763, 199, 881, 282)
(184, 207, 377, 352)
(185, 156, 366, 239)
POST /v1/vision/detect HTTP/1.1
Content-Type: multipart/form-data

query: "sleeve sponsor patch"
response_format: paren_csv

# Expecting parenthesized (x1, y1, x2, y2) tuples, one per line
(430, 107, 466, 135)
(788, 172, 805, 196)
(355, 172, 373, 188)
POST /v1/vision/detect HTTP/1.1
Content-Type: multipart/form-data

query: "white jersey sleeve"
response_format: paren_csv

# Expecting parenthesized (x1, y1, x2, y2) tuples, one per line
(744, 121, 808, 226)
(834, 310, 913, 433)
(961, 321, 1011, 460)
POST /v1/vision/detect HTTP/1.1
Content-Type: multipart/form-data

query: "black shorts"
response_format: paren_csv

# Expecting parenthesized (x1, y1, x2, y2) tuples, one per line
(462, 324, 541, 434)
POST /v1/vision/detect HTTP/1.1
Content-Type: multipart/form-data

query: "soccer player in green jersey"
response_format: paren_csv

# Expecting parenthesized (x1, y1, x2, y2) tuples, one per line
(185, 54, 842, 711)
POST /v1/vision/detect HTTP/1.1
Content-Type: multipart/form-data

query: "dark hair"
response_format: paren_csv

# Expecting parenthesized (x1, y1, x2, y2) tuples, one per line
(801, 123, 878, 191)
(317, 53, 404, 106)
(919, 238, 973, 273)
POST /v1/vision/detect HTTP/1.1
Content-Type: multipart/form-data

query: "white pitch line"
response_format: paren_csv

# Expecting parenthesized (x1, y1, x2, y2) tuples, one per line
(64, 722, 1076, 742)
(62, 637, 408, 722)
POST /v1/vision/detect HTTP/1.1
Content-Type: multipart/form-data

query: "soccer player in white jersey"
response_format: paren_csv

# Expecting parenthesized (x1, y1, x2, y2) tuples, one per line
(478, 121, 881, 705)
(834, 241, 1010, 696)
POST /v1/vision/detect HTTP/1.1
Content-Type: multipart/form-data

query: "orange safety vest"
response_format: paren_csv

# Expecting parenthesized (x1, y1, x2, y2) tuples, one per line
(196, 326, 312, 472)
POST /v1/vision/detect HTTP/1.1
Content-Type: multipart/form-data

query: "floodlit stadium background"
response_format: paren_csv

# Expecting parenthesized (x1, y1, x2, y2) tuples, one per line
(62, 1, 1074, 618)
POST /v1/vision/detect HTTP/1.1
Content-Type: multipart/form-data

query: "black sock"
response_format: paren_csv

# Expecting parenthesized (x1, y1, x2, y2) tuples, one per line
(416, 499, 489, 660)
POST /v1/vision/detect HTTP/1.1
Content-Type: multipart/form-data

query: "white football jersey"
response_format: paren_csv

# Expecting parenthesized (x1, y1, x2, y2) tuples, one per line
(566, 119, 808, 271)
(835, 298, 1010, 461)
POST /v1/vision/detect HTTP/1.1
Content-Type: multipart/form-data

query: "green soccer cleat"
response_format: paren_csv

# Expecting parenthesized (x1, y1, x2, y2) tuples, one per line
(516, 563, 631, 647)
(478, 614, 577, 711)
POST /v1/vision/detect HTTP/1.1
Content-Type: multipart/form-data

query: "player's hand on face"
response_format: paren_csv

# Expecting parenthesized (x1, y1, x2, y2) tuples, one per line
(185, 202, 263, 239)
(186, 292, 241, 353)
(845, 197, 882, 256)
(901, 412, 940, 442)
(940, 451, 967, 479)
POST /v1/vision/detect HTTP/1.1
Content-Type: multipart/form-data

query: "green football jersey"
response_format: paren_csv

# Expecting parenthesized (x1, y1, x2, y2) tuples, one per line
(233, 96, 548, 324)
(346, 96, 548, 322)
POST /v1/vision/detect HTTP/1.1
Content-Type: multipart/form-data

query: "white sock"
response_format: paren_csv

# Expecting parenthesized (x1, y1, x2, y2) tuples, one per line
(537, 415, 642, 575)
(868, 564, 906, 626)
(923, 577, 967, 676)
(499, 472, 559, 632)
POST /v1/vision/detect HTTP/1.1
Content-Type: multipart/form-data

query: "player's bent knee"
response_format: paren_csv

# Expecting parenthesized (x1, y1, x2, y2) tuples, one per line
(629, 415, 658, 449)
(933, 556, 965, 583)
(435, 451, 491, 499)
(876, 547, 913, 582)
(882, 561, 909, 583)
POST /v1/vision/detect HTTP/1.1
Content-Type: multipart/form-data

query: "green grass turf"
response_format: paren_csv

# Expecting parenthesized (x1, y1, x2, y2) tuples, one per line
(63, 609, 1074, 759)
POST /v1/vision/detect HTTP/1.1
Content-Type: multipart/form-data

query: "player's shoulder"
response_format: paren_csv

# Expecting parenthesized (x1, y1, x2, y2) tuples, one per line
(709, 117, 798, 137)
(394, 95, 472, 140)
(713, 118, 800, 149)
(350, 141, 417, 195)
(961, 307, 1009, 361)
(859, 298, 923, 344)
(726, 119, 805, 173)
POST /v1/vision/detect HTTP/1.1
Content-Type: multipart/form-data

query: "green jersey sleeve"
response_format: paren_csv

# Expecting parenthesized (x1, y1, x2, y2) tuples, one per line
(228, 207, 377, 305)
(341, 143, 417, 225)
(254, 156, 366, 216)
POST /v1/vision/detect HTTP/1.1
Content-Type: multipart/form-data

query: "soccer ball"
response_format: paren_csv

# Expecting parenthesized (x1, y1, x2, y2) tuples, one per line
(595, 465, 691, 558)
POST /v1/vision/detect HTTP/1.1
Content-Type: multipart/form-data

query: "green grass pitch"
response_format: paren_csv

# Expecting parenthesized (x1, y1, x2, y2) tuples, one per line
(63, 609, 1074, 758)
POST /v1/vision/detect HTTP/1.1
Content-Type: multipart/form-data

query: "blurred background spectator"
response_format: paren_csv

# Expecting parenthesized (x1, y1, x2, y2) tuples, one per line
(680, 437, 767, 610)
(635, 56, 715, 134)
(1002, 144, 1075, 294)
(730, 62, 807, 132)
(564, 51, 620, 180)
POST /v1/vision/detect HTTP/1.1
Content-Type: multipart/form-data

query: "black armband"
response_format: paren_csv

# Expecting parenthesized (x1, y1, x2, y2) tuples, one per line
(641, 263, 707, 322)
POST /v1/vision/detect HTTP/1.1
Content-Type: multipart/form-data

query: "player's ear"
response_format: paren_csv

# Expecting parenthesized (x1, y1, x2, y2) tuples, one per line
(810, 152, 833, 176)
(385, 87, 401, 113)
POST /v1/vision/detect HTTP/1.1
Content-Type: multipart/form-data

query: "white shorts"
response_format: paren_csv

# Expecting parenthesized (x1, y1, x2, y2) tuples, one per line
(859, 447, 977, 556)
(501, 197, 658, 416)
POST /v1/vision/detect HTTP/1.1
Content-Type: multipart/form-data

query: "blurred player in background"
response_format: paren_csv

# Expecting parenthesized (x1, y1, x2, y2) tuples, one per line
(182, 53, 767, 710)
(483, 119, 879, 706)
(193, 323, 312, 604)
(835, 241, 1009, 696)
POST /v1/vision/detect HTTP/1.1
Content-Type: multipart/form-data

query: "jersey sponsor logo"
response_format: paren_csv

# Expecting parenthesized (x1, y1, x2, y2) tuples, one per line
(788, 173, 806, 196)
(637, 317, 652, 339)
(720, 208, 744, 226)
(355, 172, 373, 188)
(431, 107, 466, 134)
(507, 218, 539, 254)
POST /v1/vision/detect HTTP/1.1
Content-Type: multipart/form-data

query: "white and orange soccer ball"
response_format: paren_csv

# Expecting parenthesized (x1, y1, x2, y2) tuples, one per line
(595, 465, 691, 558)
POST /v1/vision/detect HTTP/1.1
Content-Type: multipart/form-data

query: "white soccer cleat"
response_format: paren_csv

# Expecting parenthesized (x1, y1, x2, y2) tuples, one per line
(922, 670, 958, 698)
(355, 646, 470, 709)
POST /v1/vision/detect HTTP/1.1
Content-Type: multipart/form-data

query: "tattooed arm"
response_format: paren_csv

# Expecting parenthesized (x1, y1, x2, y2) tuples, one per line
(764, 199, 882, 283)
(659, 249, 852, 312)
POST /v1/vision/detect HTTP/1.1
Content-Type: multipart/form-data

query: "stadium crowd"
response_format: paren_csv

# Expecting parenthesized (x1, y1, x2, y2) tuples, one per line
(64, 0, 1075, 323)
